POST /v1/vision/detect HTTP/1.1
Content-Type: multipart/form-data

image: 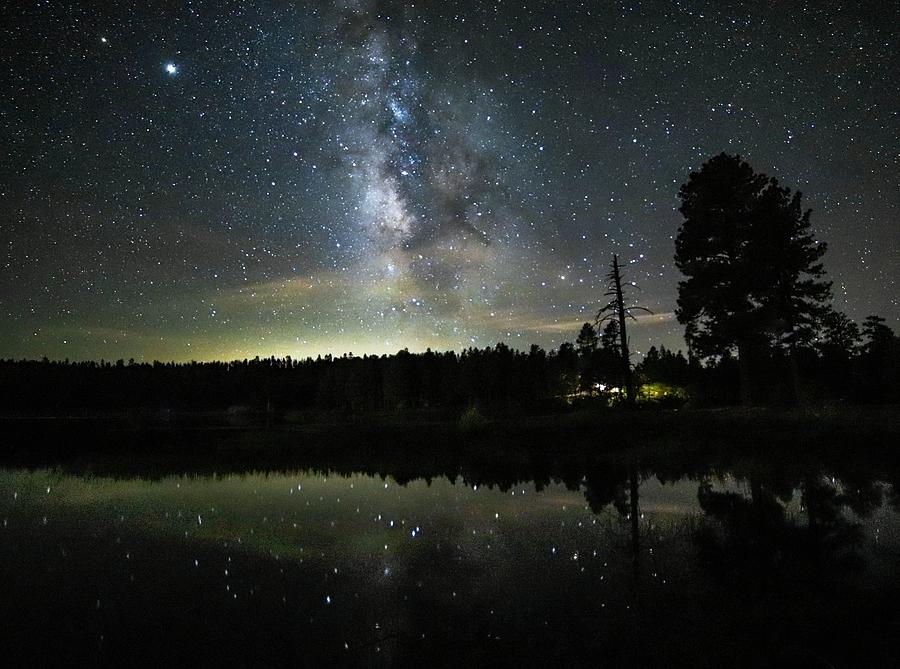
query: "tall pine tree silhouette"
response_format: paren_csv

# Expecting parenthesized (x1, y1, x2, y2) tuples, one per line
(675, 153, 831, 404)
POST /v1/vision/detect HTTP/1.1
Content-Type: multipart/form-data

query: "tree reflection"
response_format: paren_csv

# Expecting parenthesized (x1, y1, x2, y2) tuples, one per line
(694, 473, 882, 576)
(2, 438, 898, 668)
(583, 465, 642, 584)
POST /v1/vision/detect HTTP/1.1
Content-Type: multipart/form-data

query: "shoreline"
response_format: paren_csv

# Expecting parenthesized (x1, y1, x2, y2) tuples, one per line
(1, 406, 898, 475)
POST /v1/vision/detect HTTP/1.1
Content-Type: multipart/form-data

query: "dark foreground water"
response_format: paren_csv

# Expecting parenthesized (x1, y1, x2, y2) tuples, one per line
(1, 438, 899, 667)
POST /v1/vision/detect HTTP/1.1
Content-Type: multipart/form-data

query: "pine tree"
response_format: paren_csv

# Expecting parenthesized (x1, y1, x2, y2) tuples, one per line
(675, 153, 832, 403)
(575, 322, 598, 356)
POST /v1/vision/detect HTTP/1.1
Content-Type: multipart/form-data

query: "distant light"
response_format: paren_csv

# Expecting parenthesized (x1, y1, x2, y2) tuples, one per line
(165, 63, 178, 75)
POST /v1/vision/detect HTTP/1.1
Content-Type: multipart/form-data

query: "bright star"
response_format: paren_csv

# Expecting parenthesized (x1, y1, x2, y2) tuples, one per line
(165, 63, 178, 75)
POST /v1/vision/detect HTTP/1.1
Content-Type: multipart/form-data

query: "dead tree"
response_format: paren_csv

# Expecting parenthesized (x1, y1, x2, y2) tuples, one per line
(595, 254, 651, 407)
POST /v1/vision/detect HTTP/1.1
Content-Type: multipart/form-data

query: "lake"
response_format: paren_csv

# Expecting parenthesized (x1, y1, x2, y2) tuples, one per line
(1, 430, 899, 667)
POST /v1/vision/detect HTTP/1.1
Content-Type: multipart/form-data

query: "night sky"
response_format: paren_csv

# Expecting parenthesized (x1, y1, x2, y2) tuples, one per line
(2, 0, 897, 362)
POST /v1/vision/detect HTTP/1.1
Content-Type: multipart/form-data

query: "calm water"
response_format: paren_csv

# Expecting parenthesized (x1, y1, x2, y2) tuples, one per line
(1, 447, 899, 667)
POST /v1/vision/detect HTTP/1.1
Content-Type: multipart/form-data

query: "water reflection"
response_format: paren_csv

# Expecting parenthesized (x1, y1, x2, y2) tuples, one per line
(1, 445, 899, 667)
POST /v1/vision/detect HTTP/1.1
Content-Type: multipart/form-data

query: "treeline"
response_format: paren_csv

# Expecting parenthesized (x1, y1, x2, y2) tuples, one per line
(0, 344, 572, 415)
(1, 311, 896, 416)
(577, 311, 900, 406)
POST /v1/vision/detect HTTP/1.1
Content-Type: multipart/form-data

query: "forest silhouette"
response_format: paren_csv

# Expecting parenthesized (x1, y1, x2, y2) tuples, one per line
(2, 154, 898, 416)
(1, 310, 896, 415)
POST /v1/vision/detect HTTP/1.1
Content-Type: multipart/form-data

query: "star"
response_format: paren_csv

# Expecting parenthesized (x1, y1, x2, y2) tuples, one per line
(164, 63, 177, 75)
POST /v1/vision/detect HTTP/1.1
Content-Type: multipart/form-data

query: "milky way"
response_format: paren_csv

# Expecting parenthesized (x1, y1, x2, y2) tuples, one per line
(1, 0, 897, 361)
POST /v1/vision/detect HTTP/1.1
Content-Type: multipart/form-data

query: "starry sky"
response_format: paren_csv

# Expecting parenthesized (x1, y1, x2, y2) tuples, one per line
(2, 0, 897, 362)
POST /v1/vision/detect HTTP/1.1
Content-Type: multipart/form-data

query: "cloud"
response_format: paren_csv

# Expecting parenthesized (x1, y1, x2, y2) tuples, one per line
(461, 311, 677, 336)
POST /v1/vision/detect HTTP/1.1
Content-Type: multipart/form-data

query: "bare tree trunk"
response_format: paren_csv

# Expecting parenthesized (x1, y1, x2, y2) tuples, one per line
(612, 254, 636, 406)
